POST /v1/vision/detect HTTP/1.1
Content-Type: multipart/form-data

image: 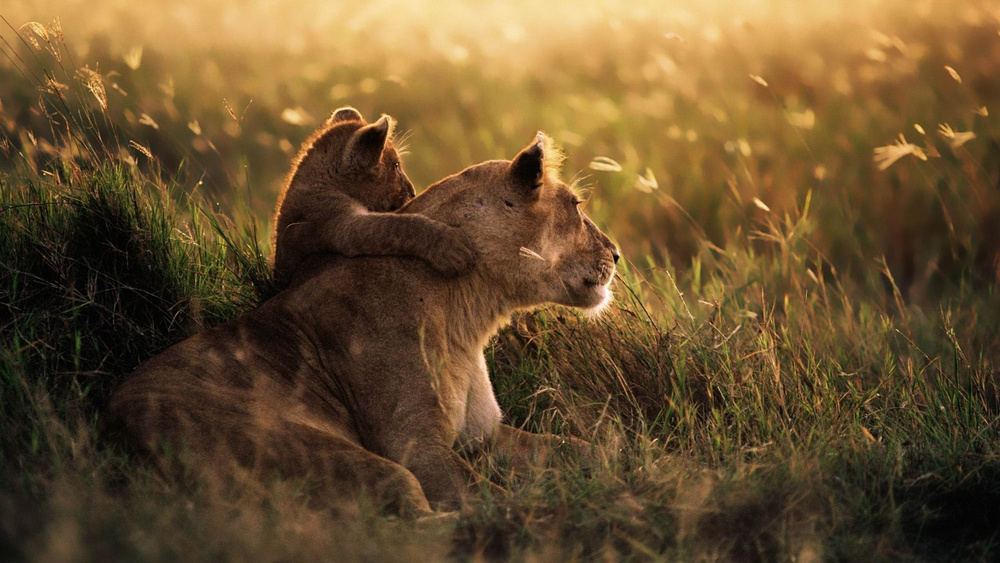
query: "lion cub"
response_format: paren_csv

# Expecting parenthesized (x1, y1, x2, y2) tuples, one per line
(271, 107, 475, 285)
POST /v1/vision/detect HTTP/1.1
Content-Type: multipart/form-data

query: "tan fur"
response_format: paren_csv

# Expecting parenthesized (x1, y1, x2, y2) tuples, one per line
(108, 133, 619, 514)
(271, 106, 475, 286)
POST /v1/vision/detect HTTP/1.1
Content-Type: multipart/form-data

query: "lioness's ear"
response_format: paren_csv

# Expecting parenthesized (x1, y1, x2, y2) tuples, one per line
(345, 115, 391, 170)
(510, 132, 546, 199)
(329, 106, 364, 124)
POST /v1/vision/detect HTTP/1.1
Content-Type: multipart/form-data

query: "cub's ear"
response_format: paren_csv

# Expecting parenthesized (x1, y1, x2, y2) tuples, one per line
(509, 132, 546, 199)
(329, 106, 365, 124)
(344, 115, 391, 170)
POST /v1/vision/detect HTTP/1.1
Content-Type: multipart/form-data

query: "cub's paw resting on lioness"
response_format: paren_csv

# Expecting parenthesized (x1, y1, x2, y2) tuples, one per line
(424, 225, 478, 277)
(271, 106, 477, 286)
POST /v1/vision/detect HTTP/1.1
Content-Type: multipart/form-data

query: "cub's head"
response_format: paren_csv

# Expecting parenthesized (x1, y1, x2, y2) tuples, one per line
(293, 106, 415, 212)
(404, 133, 619, 314)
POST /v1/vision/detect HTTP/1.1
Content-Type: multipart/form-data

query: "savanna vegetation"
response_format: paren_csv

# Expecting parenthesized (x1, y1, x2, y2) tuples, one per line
(2, 0, 999, 560)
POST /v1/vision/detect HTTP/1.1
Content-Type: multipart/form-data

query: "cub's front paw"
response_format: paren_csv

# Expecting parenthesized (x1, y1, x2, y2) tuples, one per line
(427, 229, 477, 276)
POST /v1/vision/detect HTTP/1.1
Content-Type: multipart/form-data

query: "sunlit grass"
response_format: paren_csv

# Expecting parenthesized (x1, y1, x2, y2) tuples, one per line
(1, 0, 999, 559)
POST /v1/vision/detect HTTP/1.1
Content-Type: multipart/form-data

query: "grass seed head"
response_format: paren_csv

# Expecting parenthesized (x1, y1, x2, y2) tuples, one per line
(19, 22, 49, 50)
(75, 66, 108, 111)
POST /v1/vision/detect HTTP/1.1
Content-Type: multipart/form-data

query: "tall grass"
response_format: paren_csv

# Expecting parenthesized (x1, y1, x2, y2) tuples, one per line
(2, 1, 999, 560)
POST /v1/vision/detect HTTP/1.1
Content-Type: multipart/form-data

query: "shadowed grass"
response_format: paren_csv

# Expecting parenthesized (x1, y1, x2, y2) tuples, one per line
(0, 162, 272, 467)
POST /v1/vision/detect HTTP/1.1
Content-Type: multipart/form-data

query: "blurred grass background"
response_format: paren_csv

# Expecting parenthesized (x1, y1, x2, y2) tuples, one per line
(4, 0, 997, 295)
(2, 0, 999, 560)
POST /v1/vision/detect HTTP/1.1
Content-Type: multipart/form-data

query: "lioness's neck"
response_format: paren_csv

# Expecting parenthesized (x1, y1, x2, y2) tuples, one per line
(444, 271, 517, 351)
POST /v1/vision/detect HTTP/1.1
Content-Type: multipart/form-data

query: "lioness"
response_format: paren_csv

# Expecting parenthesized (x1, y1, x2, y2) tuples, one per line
(271, 106, 475, 286)
(108, 133, 618, 514)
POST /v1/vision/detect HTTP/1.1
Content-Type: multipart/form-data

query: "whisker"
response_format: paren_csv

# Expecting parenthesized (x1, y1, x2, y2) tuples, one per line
(519, 246, 547, 262)
(393, 128, 414, 157)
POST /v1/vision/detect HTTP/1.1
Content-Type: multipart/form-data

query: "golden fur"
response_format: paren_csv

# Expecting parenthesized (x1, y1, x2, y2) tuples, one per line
(107, 133, 619, 514)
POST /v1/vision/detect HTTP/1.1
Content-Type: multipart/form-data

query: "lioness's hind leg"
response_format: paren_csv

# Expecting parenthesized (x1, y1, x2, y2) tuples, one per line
(275, 426, 433, 518)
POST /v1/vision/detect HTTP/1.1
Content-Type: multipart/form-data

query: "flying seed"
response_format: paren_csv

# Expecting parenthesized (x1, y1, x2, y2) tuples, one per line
(873, 134, 927, 170)
(139, 113, 159, 130)
(589, 156, 622, 172)
(636, 168, 658, 192)
(124, 46, 143, 70)
(281, 107, 307, 125)
(937, 123, 976, 148)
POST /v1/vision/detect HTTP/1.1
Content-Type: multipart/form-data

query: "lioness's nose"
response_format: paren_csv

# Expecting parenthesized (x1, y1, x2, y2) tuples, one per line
(612, 246, 620, 264)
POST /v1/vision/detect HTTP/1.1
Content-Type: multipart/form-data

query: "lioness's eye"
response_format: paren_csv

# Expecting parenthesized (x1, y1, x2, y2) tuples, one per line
(571, 198, 583, 207)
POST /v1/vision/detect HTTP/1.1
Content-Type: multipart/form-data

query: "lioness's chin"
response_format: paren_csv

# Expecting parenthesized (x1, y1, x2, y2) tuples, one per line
(562, 283, 613, 316)
(583, 284, 613, 316)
